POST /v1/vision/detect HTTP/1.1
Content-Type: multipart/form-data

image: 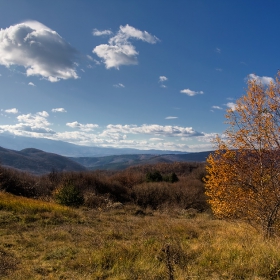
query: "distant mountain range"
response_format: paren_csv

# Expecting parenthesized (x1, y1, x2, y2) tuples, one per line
(70, 152, 212, 171)
(0, 133, 187, 157)
(0, 133, 213, 174)
(0, 146, 212, 174)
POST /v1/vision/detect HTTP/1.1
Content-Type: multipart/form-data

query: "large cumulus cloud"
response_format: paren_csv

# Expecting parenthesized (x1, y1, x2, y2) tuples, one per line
(0, 20, 78, 82)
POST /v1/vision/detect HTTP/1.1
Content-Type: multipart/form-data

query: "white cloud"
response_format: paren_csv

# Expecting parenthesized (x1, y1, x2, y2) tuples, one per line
(113, 83, 125, 88)
(92, 29, 112, 36)
(226, 102, 237, 111)
(105, 124, 204, 138)
(159, 76, 168, 82)
(28, 82, 35, 86)
(248, 74, 274, 86)
(150, 138, 164, 141)
(17, 111, 50, 124)
(0, 20, 78, 82)
(0, 111, 55, 137)
(66, 121, 98, 132)
(37, 111, 49, 117)
(212, 106, 223, 110)
(159, 76, 168, 88)
(52, 108, 67, 113)
(216, 47, 221, 53)
(0, 113, 214, 151)
(93, 24, 159, 69)
(165, 116, 178, 119)
(87, 55, 94, 61)
(180, 89, 204, 96)
(5, 108, 18, 114)
(94, 59, 100, 65)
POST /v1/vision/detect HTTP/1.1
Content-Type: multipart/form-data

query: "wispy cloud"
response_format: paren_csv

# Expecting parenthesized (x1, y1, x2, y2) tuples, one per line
(28, 82, 35, 86)
(66, 121, 98, 132)
(159, 76, 168, 88)
(5, 108, 18, 114)
(0, 20, 78, 82)
(93, 24, 159, 69)
(180, 89, 204, 96)
(52, 108, 67, 113)
(248, 73, 274, 86)
(113, 83, 125, 88)
(165, 116, 178, 120)
(92, 28, 112, 36)
(212, 106, 223, 110)
(216, 47, 221, 53)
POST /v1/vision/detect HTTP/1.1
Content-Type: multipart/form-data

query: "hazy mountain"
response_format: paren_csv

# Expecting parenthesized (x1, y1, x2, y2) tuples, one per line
(0, 146, 86, 175)
(0, 134, 212, 173)
(0, 133, 187, 157)
(70, 151, 212, 170)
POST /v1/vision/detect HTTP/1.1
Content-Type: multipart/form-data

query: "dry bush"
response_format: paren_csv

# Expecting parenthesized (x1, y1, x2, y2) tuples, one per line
(108, 169, 144, 188)
(83, 192, 108, 208)
(52, 171, 130, 204)
(0, 166, 37, 197)
(132, 178, 207, 211)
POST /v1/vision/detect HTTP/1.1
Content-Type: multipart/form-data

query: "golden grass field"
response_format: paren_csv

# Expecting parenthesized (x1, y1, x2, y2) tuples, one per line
(1, 192, 280, 279)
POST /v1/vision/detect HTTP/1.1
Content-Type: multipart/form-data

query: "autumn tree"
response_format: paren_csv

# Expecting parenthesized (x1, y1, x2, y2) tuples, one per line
(205, 72, 280, 238)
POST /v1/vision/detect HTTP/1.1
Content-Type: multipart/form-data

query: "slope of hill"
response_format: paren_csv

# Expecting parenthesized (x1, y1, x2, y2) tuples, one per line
(0, 147, 86, 175)
(70, 151, 212, 170)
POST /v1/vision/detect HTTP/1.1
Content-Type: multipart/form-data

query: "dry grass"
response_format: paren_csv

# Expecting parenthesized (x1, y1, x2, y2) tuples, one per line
(1, 192, 280, 279)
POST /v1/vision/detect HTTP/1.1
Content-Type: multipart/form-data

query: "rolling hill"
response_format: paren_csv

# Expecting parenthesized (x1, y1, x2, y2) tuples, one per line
(0, 147, 86, 175)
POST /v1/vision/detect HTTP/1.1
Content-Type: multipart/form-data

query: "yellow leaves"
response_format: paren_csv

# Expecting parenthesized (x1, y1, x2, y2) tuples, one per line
(205, 72, 280, 236)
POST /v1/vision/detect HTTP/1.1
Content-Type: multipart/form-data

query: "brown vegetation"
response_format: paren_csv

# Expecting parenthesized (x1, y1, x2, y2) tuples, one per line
(0, 161, 207, 212)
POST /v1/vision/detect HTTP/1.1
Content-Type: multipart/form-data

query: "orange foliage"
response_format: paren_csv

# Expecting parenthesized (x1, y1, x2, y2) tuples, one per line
(205, 72, 280, 237)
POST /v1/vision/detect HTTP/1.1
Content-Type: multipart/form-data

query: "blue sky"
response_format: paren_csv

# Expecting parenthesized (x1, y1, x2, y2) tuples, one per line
(0, 0, 279, 152)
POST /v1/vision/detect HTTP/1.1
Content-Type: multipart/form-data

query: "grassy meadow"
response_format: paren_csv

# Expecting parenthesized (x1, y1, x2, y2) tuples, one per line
(1, 163, 280, 279)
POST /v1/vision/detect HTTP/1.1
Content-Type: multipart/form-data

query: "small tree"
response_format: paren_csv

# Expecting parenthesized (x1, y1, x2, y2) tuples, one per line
(163, 172, 179, 183)
(146, 171, 163, 182)
(205, 72, 280, 238)
(53, 181, 84, 207)
(169, 172, 179, 183)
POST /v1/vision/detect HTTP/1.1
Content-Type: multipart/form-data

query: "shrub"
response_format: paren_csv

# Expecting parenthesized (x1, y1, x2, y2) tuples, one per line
(0, 166, 36, 197)
(146, 171, 163, 182)
(53, 181, 84, 207)
(163, 172, 179, 183)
